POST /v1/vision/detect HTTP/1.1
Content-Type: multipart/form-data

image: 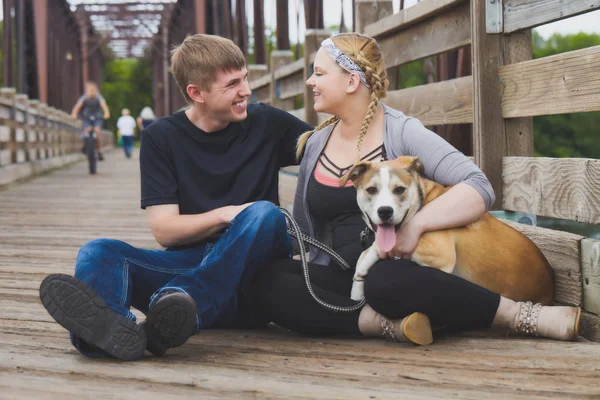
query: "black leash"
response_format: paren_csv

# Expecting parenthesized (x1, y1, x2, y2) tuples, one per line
(279, 207, 366, 313)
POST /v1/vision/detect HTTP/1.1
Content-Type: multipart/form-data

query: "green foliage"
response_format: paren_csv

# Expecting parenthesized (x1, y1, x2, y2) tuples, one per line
(532, 31, 600, 158)
(100, 58, 153, 137)
(395, 60, 427, 89)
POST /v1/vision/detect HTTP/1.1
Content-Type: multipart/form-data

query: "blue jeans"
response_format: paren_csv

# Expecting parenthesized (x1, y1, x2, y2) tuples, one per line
(121, 135, 134, 158)
(71, 201, 291, 357)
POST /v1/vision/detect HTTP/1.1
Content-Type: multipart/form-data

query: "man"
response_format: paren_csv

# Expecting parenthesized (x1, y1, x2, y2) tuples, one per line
(71, 81, 111, 161)
(39, 34, 312, 361)
(116, 108, 137, 158)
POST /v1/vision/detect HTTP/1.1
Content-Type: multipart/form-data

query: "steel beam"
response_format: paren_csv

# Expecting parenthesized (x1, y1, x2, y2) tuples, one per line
(33, 0, 49, 103)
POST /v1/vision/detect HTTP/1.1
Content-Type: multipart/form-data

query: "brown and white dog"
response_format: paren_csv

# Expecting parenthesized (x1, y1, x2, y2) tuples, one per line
(339, 156, 554, 304)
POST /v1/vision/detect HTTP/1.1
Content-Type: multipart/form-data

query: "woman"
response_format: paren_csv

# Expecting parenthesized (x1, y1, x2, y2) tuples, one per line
(137, 106, 157, 130)
(249, 33, 580, 344)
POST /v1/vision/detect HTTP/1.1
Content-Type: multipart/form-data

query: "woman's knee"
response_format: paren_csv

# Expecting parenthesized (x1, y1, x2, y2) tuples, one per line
(364, 260, 420, 301)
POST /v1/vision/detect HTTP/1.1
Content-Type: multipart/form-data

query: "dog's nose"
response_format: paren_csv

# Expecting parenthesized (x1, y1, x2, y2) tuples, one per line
(377, 206, 393, 221)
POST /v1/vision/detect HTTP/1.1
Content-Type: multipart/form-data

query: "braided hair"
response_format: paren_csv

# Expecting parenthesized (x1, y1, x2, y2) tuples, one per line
(296, 33, 389, 161)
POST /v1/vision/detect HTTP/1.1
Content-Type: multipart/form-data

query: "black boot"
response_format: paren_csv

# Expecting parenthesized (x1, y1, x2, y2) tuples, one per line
(144, 292, 197, 356)
(39, 274, 147, 361)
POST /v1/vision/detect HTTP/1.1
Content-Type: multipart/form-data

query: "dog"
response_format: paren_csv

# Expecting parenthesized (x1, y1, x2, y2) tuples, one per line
(339, 156, 554, 305)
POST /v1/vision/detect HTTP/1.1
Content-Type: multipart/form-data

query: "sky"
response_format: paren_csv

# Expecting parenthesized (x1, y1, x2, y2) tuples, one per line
(2, 0, 599, 42)
(260, 0, 600, 42)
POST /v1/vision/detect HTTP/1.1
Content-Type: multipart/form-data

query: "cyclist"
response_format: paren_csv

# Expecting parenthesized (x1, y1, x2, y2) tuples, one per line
(71, 81, 110, 161)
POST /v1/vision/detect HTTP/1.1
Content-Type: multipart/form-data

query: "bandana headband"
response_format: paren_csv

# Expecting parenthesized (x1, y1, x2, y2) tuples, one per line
(320, 38, 371, 89)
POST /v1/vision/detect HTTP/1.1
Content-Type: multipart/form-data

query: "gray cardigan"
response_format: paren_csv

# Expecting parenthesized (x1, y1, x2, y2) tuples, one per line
(292, 104, 495, 266)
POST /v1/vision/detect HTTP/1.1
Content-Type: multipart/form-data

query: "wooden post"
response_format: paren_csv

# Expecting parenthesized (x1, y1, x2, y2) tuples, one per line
(355, 0, 393, 34)
(270, 50, 294, 110)
(27, 100, 39, 162)
(33, 0, 48, 104)
(471, 0, 534, 209)
(38, 102, 48, 159)
(303, 29, 330, 127)
(15, 94, 28, 163)
(0, 88, 16, 165)
(248, 65, 268, 83)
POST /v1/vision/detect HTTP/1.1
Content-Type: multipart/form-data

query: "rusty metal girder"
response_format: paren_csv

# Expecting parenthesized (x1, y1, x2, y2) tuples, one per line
(69, 0, 176, 58)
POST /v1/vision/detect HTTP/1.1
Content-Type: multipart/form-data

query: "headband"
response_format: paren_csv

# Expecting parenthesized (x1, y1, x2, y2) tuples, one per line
(320, 38, 371, 89)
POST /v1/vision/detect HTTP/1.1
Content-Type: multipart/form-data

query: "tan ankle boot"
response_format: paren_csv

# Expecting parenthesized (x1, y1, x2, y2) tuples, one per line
(380, 312, 433, 345)
(514, 301, 581, 341)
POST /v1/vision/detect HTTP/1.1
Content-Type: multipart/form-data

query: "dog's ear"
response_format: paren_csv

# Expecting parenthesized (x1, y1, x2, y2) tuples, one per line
(409, 157, 424, 174)
(339, 162, 370, 187)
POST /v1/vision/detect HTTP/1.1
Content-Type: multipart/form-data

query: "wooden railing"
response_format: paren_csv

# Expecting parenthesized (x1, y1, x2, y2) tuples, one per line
(255, 0, 600, 341)
(0, 88, 114, 186)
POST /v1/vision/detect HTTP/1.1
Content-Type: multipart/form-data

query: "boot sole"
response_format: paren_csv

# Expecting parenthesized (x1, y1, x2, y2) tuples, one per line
(39, 274, 146, 361)
(145, 293, 197, 356)
(402, 312, 434, 345)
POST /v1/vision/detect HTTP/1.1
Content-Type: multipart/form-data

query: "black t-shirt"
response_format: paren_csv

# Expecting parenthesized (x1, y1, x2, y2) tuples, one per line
(140, 103, 311, 237)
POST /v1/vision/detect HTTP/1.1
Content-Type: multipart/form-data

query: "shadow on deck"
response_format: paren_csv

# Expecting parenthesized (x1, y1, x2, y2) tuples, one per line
(1, 150, 599, 399)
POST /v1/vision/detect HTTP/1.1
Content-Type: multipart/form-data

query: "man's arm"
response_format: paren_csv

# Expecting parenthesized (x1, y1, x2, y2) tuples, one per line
(146, 203, 253, 248)
(100, 101, 110, 120)
(71, 101, 83, 119)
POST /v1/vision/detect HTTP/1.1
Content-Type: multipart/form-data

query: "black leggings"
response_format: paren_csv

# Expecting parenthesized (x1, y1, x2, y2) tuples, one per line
(247, 258, 501, 336)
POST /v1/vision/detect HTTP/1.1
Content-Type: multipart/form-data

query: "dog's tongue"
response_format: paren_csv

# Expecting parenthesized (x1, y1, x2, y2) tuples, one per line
(375, 225, 396, 252)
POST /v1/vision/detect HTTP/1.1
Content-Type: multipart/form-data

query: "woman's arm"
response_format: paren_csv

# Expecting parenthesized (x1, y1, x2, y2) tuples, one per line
(385, 118, 494, 259)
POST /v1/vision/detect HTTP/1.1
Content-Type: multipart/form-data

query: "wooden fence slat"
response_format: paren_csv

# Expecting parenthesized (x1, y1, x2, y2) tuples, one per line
(364, 0, 465, 38)
(503, 0, 600, 33)
(250, 73, 272, 91)
(582, 239, 600, 315)
(500, 45, 600, 118)
(378, 2, 471, 69)
(386, 76, 473, 125)
(273, 58, 304, 80)
(503, 157, 600, 225)
(581, 310, 600, 342)
(502, 220, 582, 306)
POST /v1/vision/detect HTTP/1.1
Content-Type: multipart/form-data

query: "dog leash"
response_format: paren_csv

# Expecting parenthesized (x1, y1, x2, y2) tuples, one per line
(278, 207, 366, 313)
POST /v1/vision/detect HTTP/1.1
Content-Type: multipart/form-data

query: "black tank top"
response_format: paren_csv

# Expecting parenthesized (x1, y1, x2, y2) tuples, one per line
(306, 144, 387, 268)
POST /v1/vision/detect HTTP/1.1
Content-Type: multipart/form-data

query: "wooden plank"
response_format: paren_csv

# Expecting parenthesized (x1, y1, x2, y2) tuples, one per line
(252, 85, 271, 104)
(287, 108, 304, 120)
(278, 72, 305, 100)
(273, 58, 304, 80)
(250, 72, 271, 90)
(503, 157, 600, 224)
(378, 2, 471, 69)
(471, 0, 505, 209)
(581, 310, 600, 342)
(502, 220, 583, 306)
(582, 239, 600, 315)
(386, 76, 473, 125)
(503, 30, 535, 158)
(500, 46, 600, 118)
(503, 0, 600, 33)
(364, 0, 466, 38)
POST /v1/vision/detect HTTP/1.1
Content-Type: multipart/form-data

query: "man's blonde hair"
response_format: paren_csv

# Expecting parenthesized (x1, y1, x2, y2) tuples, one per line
(171, 34, 246, 103)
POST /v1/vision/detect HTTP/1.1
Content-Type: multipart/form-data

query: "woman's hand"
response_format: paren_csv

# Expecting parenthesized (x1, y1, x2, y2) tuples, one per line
(378, 216, 424, 260)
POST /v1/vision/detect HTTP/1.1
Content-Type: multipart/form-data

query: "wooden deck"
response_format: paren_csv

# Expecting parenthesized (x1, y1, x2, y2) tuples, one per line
(1, 149, 600, 399)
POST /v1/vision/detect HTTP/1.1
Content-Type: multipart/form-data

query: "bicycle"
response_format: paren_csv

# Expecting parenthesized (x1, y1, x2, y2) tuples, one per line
(82, 126, 97, 175)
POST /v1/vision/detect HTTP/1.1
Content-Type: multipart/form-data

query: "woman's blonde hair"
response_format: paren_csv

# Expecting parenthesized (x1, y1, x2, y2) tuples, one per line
(296, 33, 389, 161)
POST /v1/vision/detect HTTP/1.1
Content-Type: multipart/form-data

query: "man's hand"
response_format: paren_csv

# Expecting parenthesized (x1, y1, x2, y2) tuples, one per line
(220, 203, 254, 224)
(70, 112, 78, 120)
(103, 112, 110, 120)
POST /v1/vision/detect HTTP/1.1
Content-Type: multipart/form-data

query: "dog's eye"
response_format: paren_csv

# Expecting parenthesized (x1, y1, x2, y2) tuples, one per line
(394, 187, 405, 195)
(366, 187, 378, 195)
